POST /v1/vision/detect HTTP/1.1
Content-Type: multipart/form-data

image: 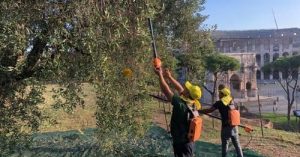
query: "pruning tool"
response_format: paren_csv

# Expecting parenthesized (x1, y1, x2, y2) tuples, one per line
(148, 18, 162, 69)
(149, 94, 254, 133)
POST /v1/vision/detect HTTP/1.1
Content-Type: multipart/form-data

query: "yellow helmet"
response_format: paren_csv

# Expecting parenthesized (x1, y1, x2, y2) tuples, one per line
(219, 87, 233, 106)
(182, 81, 202, 110)
(185, 81, 202, 100)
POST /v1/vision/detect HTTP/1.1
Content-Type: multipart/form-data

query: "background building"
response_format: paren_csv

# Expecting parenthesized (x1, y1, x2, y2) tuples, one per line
(212, 28, 300, 81)
(203, 53, 257, 101)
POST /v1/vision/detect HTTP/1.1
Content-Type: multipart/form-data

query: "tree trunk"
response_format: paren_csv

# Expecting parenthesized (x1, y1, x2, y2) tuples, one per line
(287, 104, 292, 126)
(211, 73, 218, 104)
(211, 73, 218, 129)
(286, 80, 291, 125)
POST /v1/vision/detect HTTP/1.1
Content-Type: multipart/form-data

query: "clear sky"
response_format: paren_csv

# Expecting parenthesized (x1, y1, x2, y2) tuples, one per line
(202, 0, 300, 30)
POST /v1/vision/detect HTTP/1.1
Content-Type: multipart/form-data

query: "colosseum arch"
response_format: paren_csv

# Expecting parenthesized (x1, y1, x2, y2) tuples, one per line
(256, 70, 261, 80)
(283, 52, 289, 57)
(256, 54, 261, 66)
(263, 53, 270, 64)
(246, 82, 251, 90)
(246, 82, 252, 97)
(273, 53, 279, 61)
(230, 74, 241, 90)
(230, 74, 241, 98)
(264, 70, 271, 80)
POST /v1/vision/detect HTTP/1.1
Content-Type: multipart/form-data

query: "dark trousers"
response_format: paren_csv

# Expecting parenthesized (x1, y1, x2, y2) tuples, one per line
(221, 126, 243, 157)
(173, 142, 195, 157)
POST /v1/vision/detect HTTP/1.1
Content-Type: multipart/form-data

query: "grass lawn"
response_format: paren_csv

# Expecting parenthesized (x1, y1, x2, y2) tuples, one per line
(262, 113, 300, 132)
(39, 83, 97, 132)
(21, 84, 299, 157)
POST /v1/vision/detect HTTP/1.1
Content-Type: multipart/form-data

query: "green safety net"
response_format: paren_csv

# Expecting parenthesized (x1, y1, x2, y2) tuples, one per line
(9, 125, 263, 157)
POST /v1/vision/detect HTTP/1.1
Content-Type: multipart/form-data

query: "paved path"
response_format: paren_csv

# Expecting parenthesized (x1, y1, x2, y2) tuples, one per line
(202, 83, 300, 115)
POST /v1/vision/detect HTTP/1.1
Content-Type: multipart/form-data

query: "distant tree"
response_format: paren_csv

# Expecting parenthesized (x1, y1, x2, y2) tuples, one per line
(263, 55, 300, 124)
(203, 53, 240, 103)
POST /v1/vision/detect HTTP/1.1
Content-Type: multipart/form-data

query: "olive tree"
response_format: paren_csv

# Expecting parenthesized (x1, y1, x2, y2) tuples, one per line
(0, 0, 210, 155)
(0, 1, 155, 155)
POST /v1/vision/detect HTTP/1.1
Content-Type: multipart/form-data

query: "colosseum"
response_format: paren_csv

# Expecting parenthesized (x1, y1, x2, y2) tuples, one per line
(213, 28, 300, 80)
(208, 28, 300, 99)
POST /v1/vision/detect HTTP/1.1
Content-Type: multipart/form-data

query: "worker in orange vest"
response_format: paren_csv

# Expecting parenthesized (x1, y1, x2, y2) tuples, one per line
(154, 67, 202, 157)
(199, 87, 243, 157)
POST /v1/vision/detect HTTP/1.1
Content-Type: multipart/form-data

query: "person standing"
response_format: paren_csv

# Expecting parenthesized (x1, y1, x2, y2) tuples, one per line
(199, 87, 243, 157)
(154, 67, 202, 157)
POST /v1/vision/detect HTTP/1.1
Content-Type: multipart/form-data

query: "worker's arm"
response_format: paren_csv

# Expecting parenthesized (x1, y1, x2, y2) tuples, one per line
(164, 68, 184, 94)
(154, 68, 174, 101)
(198, 106, 217, 114)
